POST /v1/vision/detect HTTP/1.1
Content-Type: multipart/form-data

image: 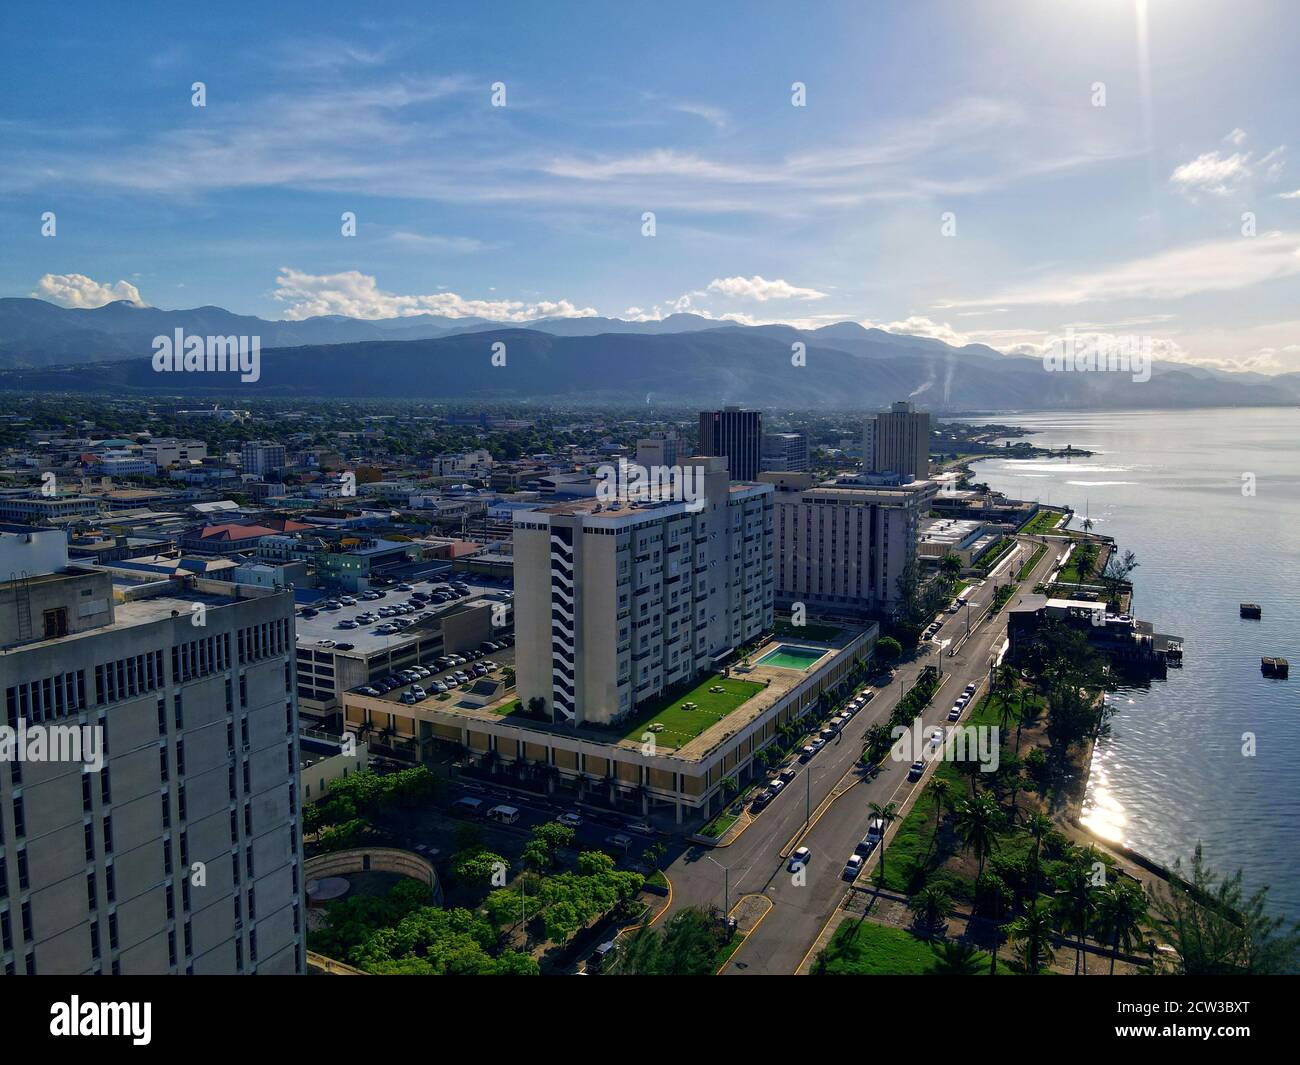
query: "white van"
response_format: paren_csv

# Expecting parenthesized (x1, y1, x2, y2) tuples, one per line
(452, 796, 484, 817)
(486, 804, 520, 825)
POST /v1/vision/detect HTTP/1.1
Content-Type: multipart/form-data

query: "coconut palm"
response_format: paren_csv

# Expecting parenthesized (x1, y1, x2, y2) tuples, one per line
(868, 800, 898, 891)
(954, 794, 1002, 880)
(1094, 880, 1150, 974)
(929, 940, 984, 975)
(1053, 851, 1097, 974)
(929, 778, 950, 855)
(1008, 898, 1057, 974)
(908, 884, 954, 937)
(1024, 813, 1054, 901)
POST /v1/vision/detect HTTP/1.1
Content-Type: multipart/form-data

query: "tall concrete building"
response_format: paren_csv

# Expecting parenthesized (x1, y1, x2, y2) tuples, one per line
(240, 441, 287, 478)
(698, 407, 762, 482)
(0, 524, 304, 975)
(761, 431, 809, 473)
(762, 472, 936, 618)
(513, 456, 774, 726)
(863, 401, 930, 480)
(635, 432, 679, 470)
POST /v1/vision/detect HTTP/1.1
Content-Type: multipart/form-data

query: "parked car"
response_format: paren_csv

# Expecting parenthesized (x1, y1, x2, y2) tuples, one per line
(431, 682, 449, 693)
(798, 744, 817, 763)
(907, 760, 925, 782)
(948, 705, 963, 721)
(779, 767, 798, 784)
(855, 833, 878, 855)
(964, 682, 977, 695)
(299, 608, 318, 618)
(356, 686, 379, 697)
(788, 846, 811, 872)
(604, 833, 633, 853)
(556, 811, 584, 828)
(768, 779, 786, 795)
(751, 790, 774, 811)
(843, 854, 865, 880)
(810, 738, 826, 752)
(866, 818, 885, 844)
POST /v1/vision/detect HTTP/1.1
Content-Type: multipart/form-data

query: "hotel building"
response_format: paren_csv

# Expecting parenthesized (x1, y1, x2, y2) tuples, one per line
(512, 456, 774, 727)
(763, 472, 936, 618)
(0, 524, 304, 975)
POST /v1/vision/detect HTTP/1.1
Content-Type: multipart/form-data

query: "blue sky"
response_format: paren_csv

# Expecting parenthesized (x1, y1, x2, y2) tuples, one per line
(2, 0, 1298, 372)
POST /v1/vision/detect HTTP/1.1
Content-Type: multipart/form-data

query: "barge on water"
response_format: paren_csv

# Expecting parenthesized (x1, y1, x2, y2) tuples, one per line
(1240, 603, 1262, 619)
(1262, 657, 1290, 679)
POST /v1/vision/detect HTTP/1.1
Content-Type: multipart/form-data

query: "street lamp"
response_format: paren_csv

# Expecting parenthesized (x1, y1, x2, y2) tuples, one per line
(704, 854, 730, 916)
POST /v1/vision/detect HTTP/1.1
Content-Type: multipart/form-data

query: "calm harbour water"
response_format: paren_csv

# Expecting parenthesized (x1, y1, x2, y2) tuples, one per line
(967, 407, 1300, 919)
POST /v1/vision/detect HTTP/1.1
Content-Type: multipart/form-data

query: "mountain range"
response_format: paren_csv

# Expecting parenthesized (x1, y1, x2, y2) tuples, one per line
(1, 297, 1296, 411)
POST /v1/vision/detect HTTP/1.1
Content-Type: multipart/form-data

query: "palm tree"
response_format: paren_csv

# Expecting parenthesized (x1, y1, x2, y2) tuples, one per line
(909, 884, 954, 937)
(929, 940, 984, 975)
(868, 800, 898, 892)
(1094, 880, 1149, 975)
(929, 778, 950, 855)
(954, 794, 1002, 880)
(1053, 852, 1096, 974)
(957, 755, 983, 799)
(1024, 813, 1054, 901)
(1008, 899, 1057, 974)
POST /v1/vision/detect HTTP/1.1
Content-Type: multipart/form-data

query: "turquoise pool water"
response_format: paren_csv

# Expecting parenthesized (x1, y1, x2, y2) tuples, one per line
(757, 644, 827, 670)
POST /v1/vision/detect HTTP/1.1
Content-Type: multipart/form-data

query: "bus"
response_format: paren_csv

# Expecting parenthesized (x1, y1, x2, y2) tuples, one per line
(486, 804, 520, 825)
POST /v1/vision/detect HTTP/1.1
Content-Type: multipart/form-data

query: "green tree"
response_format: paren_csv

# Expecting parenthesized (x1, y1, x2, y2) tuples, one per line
(954, 794, 1002, 880)
(876, 636, 903, 663)
(1147, 844, 1300, 975)
(1094, 880, 1150, 975)
(1008, 898, 1057, 974)
(929, 939, 985, 975)
(908, 884, 954, 937)
(868, 801, 898, 890)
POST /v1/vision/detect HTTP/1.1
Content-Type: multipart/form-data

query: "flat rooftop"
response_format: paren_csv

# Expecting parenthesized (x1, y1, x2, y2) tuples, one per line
(293, 575, 514, 657)
(387, 623, 875, 764)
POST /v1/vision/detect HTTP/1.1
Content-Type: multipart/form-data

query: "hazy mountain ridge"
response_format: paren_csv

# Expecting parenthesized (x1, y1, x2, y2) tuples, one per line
(1, 303, 1297, 410)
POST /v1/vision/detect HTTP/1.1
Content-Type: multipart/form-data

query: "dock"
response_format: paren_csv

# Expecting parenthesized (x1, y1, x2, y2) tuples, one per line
(1261, 657, 1289, 679)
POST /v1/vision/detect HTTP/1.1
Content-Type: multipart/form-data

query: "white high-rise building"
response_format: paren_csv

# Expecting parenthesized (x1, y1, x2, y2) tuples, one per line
(0, 524, 305, 975)
(763, 472, 936, 618)
(513, 456, 774, 726)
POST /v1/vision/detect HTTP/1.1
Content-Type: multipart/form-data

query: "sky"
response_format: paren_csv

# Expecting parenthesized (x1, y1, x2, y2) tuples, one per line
(2, 0, 1299, 373)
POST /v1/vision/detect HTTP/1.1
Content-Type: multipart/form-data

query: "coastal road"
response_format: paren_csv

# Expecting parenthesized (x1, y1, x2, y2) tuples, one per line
(661, 535, 1066, 974)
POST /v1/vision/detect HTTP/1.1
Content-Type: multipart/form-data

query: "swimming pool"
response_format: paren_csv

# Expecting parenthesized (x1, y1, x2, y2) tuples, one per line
(757, 644, 828, 670)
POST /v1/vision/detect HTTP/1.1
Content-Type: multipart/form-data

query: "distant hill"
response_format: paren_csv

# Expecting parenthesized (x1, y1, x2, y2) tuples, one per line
(1, 302, 1296, 410)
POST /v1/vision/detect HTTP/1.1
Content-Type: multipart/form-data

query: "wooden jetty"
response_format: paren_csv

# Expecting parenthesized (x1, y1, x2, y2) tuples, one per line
(1261, 657, 1289, 679)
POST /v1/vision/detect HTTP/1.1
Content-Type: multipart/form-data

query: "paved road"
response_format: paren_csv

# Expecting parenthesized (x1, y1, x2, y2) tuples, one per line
(660, 536, 1066, 975)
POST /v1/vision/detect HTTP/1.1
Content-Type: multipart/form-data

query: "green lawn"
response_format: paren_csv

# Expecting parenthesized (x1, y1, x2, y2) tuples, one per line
(1017, 544, 1047, 581)
(876, 691, 1024, 895)
(1021, 508, 1068, 536)
(492, 698, 522, 716)
(616, 674, 765, 748)
(818, 919, 1015, 975)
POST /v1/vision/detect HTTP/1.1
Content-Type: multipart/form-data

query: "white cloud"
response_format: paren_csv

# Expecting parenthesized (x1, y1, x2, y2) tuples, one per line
(705, 275, 827, 301)
(32, 273, 145, 308)
(1278, 189, 1300, 199)
(1169, 131, 1287, 198)
(1169, 150, 1252, 196)
(388, 231, 496, 253)
(671, 101, 729, 129)
(271, 268, 596, 321)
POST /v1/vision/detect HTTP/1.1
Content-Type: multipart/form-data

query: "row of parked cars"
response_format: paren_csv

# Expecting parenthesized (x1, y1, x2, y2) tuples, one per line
(750, 688, 874, 812)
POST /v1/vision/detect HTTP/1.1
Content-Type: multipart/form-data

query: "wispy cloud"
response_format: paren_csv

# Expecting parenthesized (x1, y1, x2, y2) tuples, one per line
(938, 231, 1300, 308)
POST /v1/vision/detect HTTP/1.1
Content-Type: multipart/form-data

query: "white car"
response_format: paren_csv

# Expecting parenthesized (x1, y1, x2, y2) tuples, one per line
(788, 846, 811, 872)
(948, 704, 963, 721)
(843, 854, 865, 881)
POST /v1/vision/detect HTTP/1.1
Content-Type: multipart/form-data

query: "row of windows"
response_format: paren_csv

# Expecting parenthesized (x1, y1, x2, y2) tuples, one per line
(172, 632, 232, 683)
(237, 618, 290, 664)
(4, 670, 86, 726)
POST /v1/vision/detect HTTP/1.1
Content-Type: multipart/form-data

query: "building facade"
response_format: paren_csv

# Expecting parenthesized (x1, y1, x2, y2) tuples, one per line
(761, 431, 809, 473)
(697, 407, 762, 482)
(863, 401, 930, 481)
(0, 525, 305, 975)
(764, 472, 935, 618)
(513, 456, 774, 727)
